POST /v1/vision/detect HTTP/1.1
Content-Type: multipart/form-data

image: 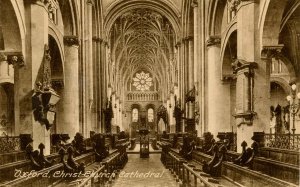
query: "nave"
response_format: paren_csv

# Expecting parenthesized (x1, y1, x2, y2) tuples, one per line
(0, 0, 300, 186)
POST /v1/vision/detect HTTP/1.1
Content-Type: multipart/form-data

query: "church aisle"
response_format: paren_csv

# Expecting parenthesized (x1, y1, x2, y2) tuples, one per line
(112, 154, 179, 187)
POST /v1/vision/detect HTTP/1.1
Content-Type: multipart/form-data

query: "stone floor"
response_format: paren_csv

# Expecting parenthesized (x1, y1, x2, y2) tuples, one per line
(112, 154, 179, 187)
(127, 143, 161, 154)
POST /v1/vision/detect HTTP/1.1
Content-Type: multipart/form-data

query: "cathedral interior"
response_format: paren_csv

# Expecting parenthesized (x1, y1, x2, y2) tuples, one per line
(0, 0, 300, 186)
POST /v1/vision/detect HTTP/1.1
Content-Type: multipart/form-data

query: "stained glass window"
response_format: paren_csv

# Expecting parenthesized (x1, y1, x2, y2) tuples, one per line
(132, 71, 153, 91)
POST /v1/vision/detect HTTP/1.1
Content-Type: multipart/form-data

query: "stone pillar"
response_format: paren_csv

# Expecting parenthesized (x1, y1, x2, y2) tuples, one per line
(18, 1, 50, 154)
(7, 54, 24, 136)
(232, 60, 257, 152)
(100, 39, 106, 133)
(115, 97, 120, 129)
(169, 92, 176, 133)
(119, 102, 123, 131)
(111, 93, 117, 133)
(86, 0, 94, 137)
(0, 53, 23, 136)
(188, 37, 194, 90)
(206, 36, 231, 139)
(234, 0, 271, 152)
(56, 36, 80, 139)
(259, 45, 283, 131)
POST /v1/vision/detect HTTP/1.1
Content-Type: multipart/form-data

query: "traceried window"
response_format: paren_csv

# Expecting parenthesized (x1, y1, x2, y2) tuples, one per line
(132, 108, 138, 122)
(148, 108, 154, 122)
(132, 71, 153, 91)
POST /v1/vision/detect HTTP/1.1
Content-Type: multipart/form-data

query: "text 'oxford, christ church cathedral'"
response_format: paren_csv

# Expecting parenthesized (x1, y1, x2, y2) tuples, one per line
(0, 0, 299, 186)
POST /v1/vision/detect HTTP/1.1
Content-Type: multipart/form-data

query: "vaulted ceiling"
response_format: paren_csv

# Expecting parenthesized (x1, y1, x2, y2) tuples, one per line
(102, 0, 182, 15)
(280, 1, 300, 79)
(108, 8, 176, 91)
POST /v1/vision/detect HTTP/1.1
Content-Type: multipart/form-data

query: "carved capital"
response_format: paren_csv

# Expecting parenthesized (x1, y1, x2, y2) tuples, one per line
(64, 36, 79, 46)
(182, 36, 193, 43)
(222, 74, 237, 83)
(7, 54, 25, 68)
(175, 41, 181, 48)
(206, 36, 221, 47)
(227, 0, 241, 12)
(191, 0, 198, 8)
(92, 37, 104, 43)
(231, 59, 257, 74)
(261, 45, 284, 59)
(86, 0, 95, 5)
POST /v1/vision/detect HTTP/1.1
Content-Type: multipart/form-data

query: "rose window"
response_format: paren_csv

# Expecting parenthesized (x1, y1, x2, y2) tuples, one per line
(132, 71, 153, 91)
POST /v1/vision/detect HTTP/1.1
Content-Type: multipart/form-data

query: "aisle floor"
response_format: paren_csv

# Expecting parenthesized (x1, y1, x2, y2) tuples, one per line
(112, 154, 179, 187)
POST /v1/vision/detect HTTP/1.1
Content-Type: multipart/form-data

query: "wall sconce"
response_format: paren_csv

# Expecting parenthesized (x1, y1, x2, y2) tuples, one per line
(169, 103, 172, 108)
(114, 104, 117, 108)
(32, 45, 60, 130)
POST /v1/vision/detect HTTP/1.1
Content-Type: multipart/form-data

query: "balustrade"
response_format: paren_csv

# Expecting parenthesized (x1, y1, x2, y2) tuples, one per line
(264, 133, 300, 151)
(0, 136, 20, 154)
(127, 91, 159, 101)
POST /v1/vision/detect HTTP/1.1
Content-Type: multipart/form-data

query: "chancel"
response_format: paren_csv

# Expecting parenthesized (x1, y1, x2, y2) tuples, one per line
(0, 0, 299, 186)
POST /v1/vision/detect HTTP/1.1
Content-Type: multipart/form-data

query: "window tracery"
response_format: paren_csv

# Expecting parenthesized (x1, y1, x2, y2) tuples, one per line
(132, 71, 153, 91)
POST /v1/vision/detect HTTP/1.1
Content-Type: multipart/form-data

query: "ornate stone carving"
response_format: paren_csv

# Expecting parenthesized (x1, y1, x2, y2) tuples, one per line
(222, 74, 237, 82)
(206, 36, 221, 47)
(86, 0, 95, 5)
(191, 0, 198, 7)
(185, 86, 196, 103)
(227, 0, 241, 12)
(231, 59, 257, 74)
(7, 54, 25, 67)
(92, 37, 103, 43)
(261, 45, 284, 59)
(182, 36, 193, 43)
(64, 36, 79, 46)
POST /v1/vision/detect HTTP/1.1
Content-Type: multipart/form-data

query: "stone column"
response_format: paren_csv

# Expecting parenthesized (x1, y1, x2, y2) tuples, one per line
(0, 53, 23, 136)
(234, 0, 271, 152)
(232, 60, 257, 152)
(86, 0, 94, 137)
(7, 54, 24, 136)
(206, 36, 232, 139)
(169, 92, 176, 133)
(259, 45, 283, 130)
(18, 0, 50, 154)
(188, 37, 194, 90)
(111, 93, 117, 133)
(56, 36, 80, 139)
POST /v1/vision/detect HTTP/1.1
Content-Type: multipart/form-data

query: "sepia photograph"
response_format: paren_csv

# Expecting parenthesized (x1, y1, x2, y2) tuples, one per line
(0, 0, 299, 186)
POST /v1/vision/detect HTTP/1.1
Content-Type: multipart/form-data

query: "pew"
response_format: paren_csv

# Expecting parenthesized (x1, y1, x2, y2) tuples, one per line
(160, 132, 299, 187)
(1, 132, 129, 187)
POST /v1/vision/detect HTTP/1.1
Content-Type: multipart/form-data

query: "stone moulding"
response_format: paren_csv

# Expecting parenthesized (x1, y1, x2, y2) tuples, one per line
(233, 111, 257, 126)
